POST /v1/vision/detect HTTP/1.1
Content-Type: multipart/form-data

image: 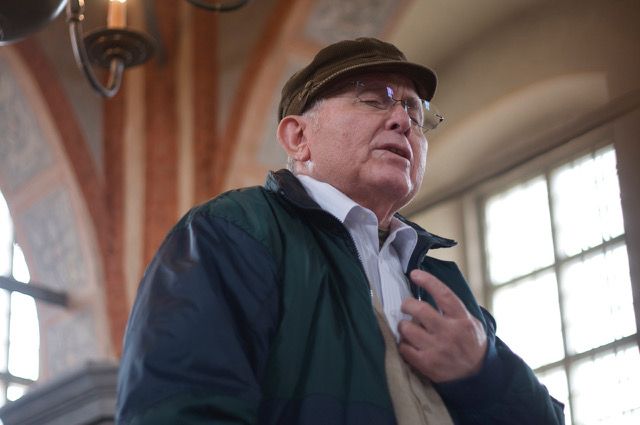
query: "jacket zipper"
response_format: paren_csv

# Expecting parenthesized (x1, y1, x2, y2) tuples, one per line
(334, 217, 375, 302)
(299, 204, 375, 304)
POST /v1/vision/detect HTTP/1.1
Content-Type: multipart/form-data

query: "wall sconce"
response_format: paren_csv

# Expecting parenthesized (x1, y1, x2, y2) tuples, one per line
(66, 0, 156, 97)
(0, 0, 251, 98)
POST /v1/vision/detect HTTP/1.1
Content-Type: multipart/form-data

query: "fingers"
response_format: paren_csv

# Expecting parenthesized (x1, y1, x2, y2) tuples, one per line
(398, 269, 489, 382)
(398, 319, 433, 346)
(397, 313, 489, 382)
(408, 269, 468, 318)
(397, 341, 425, 372)
(397, 326, 453, 383)
(401, 298, 443, 332)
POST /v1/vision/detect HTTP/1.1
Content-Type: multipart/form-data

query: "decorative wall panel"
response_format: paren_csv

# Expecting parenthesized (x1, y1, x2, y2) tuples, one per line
(44, 310, 100, 379)
(0, 55, 53, 192)
(22, 189, 87, 292)
(305, 0, 393, 44)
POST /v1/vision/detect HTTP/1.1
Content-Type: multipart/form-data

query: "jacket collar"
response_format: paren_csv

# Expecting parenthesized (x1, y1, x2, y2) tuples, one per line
(265, 169, 457, 253)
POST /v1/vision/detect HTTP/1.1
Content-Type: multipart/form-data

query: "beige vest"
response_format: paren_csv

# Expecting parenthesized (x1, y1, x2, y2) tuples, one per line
(372, 298, 454, 425)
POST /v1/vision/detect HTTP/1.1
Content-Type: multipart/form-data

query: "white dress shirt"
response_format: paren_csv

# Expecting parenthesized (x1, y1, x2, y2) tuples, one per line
(297, 175, 418, 340)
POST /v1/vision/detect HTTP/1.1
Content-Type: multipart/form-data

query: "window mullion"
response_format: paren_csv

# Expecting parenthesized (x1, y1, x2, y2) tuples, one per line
(490, 263, 556, 289)
(0, 370, 34, 387)
(544, 168, 576, 421)
(3, 288, 11, 403)
(478, 193, 494, 309)
(0, 276, 68, 307)
(3, 214, 15, 405)
(481, 234, 625, 293)
(554, 234, 626, 267)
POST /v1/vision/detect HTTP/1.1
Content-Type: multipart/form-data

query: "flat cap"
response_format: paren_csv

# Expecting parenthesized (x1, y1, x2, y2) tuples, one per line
(278, 37, 437, 121)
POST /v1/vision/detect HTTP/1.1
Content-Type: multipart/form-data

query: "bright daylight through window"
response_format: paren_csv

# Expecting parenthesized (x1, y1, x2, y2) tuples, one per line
(482, 145, 639, 425)
(0, 191, 40, 407)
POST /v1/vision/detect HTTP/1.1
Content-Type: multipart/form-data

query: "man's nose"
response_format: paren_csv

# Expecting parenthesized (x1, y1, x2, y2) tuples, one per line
(387, 101, 412, 133)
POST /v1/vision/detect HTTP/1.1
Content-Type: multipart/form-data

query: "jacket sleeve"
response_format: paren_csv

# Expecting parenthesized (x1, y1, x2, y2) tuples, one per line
(434, 308, 565, 425)
(115, 211, 280, 425)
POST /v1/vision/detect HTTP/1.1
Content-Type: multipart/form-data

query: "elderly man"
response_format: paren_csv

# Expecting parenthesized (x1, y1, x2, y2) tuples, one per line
(116, 38, 564, 425)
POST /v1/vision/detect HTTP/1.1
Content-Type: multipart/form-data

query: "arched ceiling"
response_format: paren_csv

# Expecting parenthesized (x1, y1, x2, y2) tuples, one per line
(20, 0, 553, 185)
(14, 0, 638, 209)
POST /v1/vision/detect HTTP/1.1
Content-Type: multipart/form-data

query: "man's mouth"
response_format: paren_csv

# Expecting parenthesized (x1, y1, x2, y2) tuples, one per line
(383, 146, 411, 161)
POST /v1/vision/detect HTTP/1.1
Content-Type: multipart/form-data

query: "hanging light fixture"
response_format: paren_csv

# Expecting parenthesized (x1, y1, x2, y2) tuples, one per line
(0, 0, 251, 97)
(66, 0, 252, 97)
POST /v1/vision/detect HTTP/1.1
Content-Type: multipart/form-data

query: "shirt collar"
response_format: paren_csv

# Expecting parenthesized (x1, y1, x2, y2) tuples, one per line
(388, 218, 418, 272)
(296, 174, 360, 223)
(297, 174, 418, 271)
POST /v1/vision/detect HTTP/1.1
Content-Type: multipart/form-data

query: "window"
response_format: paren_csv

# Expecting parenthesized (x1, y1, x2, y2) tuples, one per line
(481, 145, 639, 425)
(0, 191, 40, 407)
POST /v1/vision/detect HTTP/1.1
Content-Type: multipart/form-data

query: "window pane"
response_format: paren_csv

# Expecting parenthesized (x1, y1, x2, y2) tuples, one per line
(6, 383, 27, 402)
(8, 292, 39, 381)
(561, 243, 635, 354)
(0, 290, 8, 373)
(492, 271, 564, 369)
(537, 367, 572, 425)
(0, 192, 12, 277)
(485, 176, 555, 284)
(0, 382, 5, 407)
(551, 146, 624, 258)
(12, 244, 30, 283)
(571, 344, 640, 425)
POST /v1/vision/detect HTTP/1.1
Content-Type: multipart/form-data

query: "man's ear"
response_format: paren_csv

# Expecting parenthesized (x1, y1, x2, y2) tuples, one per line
(277, 115, 311, 162)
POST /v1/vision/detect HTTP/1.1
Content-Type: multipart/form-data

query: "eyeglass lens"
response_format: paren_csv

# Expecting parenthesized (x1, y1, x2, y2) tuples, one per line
(354, 81, 443, 131)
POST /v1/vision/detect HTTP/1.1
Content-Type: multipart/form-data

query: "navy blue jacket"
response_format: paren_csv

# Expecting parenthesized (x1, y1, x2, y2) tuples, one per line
(116, 170, 565, 424)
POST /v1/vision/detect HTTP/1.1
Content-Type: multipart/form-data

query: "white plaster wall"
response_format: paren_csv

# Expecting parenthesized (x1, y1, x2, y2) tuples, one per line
(412, 0, 640, 205)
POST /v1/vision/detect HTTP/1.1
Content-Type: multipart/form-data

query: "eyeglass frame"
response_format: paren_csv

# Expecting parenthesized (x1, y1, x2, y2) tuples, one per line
(318, 80, 444, 133)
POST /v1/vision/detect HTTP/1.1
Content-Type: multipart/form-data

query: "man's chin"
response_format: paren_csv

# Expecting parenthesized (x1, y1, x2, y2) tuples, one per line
(370, 173, 414, 200)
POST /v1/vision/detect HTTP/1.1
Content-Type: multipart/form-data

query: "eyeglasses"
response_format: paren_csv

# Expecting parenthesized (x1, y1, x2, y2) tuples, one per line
(350, 81, 444, 132)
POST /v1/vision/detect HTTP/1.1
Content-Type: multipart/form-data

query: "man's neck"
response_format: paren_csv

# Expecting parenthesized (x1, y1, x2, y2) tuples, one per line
(348, 191, 402, 230)
(293, 170, 409, 228)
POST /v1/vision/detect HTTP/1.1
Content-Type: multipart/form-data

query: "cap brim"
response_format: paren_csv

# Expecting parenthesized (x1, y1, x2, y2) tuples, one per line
(307, 60, 437, 104)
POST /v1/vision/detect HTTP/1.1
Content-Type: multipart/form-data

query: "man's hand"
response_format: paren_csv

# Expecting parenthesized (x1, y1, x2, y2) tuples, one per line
(398, 269, 488, 383)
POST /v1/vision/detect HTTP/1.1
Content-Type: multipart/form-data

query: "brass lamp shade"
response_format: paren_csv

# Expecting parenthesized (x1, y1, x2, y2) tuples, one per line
(0, 0, 66, 45)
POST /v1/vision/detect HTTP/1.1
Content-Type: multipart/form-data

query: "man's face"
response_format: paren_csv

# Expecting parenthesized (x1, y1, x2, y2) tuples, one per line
(301, 73, 428, 211)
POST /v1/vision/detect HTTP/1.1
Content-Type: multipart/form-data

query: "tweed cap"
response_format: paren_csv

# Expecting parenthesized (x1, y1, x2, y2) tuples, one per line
(278, 37, 437, 121)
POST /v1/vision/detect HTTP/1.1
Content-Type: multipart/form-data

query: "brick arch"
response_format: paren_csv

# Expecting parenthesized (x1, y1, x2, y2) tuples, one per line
(0, 41, 114, 382)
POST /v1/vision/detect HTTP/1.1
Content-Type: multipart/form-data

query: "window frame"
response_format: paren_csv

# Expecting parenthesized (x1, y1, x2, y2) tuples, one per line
(469, 132, 639, 423)
(0, 194, 68, 406)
